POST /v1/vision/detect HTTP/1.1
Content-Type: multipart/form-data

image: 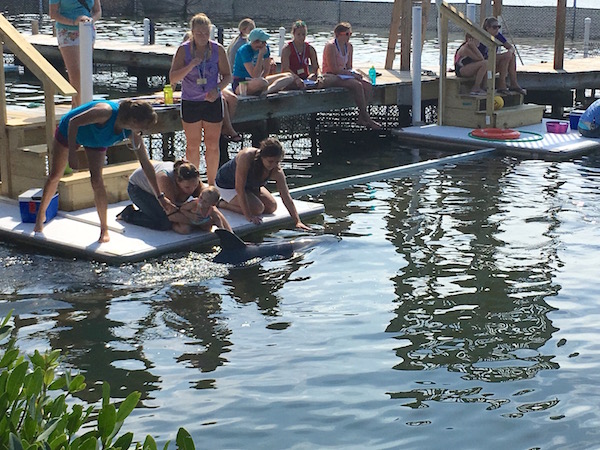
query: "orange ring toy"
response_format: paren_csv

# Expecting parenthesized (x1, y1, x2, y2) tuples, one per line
(471, 128, 521, 140)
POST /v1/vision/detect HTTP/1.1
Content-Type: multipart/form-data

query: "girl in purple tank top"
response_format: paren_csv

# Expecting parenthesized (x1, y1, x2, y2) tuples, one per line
(169, 13, 232, 185)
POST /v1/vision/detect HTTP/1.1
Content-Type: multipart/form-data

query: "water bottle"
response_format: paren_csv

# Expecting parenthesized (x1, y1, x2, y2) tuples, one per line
(163, 84, 173, 105)
(369, 66, 377, 85)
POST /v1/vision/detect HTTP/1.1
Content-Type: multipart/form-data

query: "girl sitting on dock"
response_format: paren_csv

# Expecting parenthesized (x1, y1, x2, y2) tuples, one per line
(215, 137, 310, 230)
(280, 20, 321, 87)
(119, 160, 231, 234)
(227, 18, 255, 69)
(232, 28, 303, 96)
(170, 13, 231, 185)
(33, 99, 159, 243)
(478, 17, 527, 95)
(49, 0, 102, 108)
(321, 22, 381, 129)
(454, 33, 487, 96)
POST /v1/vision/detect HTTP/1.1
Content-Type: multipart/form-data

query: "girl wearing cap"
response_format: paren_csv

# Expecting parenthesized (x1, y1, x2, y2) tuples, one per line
(321, 22, 381, 129)
(169, 13, 231, 185)
(281, 20, 321, 87)
(232, 28, 303, 96)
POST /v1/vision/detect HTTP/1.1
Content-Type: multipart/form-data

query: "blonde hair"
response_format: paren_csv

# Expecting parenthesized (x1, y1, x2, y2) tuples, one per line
(292, 20, 307, 34)
(201, 186, 220, 205)
(190, 13, 211, 30)
(238, 18, 255, 35)
(334, 22, 351, 35)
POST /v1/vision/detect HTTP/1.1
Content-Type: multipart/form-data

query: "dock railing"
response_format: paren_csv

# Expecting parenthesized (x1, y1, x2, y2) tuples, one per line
(0, 13, 76, 196)
(438, 2, 500, 127)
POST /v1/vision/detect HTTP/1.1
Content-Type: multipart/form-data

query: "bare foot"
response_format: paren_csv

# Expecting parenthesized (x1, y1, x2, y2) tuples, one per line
(98, 229, 110, 243)
(34, 216, 45, 233)
(358, 118, 382, 130)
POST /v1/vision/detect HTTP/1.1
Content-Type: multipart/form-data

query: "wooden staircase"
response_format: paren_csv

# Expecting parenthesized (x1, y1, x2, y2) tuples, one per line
(443, 77, 545, 129)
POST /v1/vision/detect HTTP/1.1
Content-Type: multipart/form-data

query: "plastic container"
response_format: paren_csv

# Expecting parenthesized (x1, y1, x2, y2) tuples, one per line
(18, 188, 58, 223)
(369, 66, 377, 85)
(546, 121, 569, 134)
(569, 109, 585, 130)
(163, 84, 173, 105)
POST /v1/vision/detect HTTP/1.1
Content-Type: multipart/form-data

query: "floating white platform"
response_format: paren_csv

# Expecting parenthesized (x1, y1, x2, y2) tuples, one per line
(395, 119, 600, 160)
(0, 197, 324, 264)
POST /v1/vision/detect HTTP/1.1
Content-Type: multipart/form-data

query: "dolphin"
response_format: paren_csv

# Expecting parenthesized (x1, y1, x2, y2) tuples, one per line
(213, 229, 337, 265)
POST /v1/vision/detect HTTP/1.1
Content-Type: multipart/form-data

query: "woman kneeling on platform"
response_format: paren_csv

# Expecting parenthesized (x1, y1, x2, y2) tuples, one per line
(215, 137, 310, 230)
(119, 160, 231, 234)
(34, 99, 158, 243)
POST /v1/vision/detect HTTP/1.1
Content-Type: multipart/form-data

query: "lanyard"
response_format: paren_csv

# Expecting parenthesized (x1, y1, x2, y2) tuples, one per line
(293, 42, 306, 65)
(194, 42, 210, 88)
(334, 39, 348, 68)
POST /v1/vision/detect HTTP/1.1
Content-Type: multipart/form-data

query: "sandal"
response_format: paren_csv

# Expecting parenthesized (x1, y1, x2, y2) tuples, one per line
(509, 86, 527, 95)
(116, 204, 135, 222)
(223, 133, 242, 143)
(496, 88, 510, 95)
(469, 89, 486, 96)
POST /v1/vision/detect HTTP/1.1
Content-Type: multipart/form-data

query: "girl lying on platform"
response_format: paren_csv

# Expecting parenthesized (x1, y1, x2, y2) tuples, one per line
(119, 160, 231, 234)
(34, 99, 159, 243)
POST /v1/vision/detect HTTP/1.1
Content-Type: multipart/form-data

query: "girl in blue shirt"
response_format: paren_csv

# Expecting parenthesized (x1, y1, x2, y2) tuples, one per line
(34, 100, 161, 244)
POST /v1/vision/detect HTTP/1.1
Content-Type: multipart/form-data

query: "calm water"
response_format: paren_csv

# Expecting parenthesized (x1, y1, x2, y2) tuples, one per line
(3, 13, 600, 449)
(2, 150, 600, 448)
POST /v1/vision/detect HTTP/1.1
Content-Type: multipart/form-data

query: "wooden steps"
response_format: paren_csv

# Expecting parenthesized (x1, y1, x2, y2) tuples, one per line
(57, 161, 140, 211)
(11, 143, 141, 211)
(443, 78, 544, 129)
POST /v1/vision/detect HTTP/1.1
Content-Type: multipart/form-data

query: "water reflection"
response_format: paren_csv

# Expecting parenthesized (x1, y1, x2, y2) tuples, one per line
(385, 158, 560, 386)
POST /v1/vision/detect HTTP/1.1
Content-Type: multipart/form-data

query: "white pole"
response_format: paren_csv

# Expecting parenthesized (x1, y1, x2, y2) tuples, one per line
(466, 4, 476, 23)
(584, 17, 591, 58)
(412, 5, 422, 125)
(436, 0, 443, 125)
(79, 21, 94, 104)
(143, 18, 150, 45)
(210, 24, 217, 41)
(278, 27, 286, 56)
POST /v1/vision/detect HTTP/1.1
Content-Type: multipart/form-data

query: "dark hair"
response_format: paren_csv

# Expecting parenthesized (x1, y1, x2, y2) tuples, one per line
(118, 99, 158, 128)
(250, 137, 284, 180)
(174, 160, 200, 181)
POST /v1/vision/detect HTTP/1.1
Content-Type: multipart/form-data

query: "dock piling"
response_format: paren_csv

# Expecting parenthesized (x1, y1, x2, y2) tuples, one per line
(584, 17, 591, 58)
(279, 27, 286, 56)
(79, 21, 94, 104)
(412, 4, 422, 125)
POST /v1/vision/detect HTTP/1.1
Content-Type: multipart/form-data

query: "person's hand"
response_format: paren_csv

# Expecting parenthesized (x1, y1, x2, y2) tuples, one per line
(247, 214, 262, 225)
(76, 15, 92, 23)
(205, 88, 220, 102)
(190, 56, 202, 67)
(258, 45, 268, 57)
(295, 220, 311, 231)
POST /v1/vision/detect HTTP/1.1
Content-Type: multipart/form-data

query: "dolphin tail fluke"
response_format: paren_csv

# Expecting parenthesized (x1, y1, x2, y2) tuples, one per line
(215, 229, 247, 250)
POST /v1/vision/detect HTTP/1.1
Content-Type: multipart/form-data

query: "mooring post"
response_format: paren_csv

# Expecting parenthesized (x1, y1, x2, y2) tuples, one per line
(79, 21, 94, 103)
(279, 27, 286, 56)
(412, 4, 422, 125)
(143, 18, 150, 45)
(584, 17, 591, 58)
(31, 19, 39, 35)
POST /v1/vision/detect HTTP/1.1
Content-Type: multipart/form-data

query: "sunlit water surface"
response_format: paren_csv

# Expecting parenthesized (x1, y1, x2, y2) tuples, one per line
(2, 151, 600, 448)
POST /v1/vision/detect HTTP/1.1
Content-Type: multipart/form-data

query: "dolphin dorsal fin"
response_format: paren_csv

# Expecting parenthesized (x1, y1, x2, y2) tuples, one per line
(215, 229, 247, 250)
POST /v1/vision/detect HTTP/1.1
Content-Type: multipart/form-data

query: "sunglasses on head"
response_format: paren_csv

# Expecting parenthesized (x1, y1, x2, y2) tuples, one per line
(294, 20, 306, 27)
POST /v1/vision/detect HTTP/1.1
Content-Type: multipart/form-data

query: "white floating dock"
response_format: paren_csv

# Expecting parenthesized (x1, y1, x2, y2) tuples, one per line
(395, 119, 600, 160)
(0, 197, 324, 264)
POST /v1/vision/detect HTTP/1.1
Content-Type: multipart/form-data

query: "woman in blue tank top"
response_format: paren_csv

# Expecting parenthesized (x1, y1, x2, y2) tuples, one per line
(34, 100, 161, 244)
(215, 137, 310, 230)
(169, 13, 232, 186)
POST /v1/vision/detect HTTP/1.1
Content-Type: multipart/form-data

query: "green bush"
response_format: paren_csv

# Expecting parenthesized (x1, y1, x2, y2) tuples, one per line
(0, 311, 195, 450)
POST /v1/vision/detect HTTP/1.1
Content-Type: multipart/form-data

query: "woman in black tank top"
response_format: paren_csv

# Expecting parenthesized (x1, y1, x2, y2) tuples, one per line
(216, 137, 310, 230)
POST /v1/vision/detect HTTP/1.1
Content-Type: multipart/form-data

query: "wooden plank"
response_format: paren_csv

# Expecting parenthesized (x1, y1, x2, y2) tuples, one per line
(400, 0, 412, 71)
(554, 0, 567, 70)
(0, 40, 9, 197)
(0, 14, 76, 96)
(493, 0, 502, 18)
(385, 0, 404, 69)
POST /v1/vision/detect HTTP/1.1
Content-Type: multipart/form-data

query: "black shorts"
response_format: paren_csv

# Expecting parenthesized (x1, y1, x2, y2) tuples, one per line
(181, 98, 224, 124)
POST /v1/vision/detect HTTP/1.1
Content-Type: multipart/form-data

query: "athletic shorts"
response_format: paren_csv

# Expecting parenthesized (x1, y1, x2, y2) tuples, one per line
(56, 26, 96, 48)
(181, 98, 224, 124)
(54, 127, 107, 152)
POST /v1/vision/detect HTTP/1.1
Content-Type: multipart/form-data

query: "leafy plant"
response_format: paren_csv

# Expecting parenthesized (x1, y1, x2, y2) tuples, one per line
(0, 311, 195, 450)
